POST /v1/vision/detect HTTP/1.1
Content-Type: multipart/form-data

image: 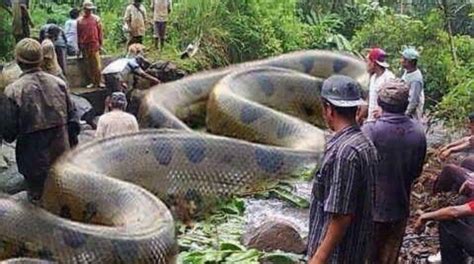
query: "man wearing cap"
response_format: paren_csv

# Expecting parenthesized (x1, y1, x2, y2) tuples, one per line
(400, 46, 424, 120)
(95, 92, 139, 139)
(366, 48, 395, 121)
(362, 79, 426, 264)
(77, 0, 103, 88)
(307, 75, 378, 264)
(1, 38, 75, 202)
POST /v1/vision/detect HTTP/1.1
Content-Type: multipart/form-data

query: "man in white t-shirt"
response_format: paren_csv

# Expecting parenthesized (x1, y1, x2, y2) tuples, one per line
(95, 92, 139, 139)
(366, 48, 395, 121)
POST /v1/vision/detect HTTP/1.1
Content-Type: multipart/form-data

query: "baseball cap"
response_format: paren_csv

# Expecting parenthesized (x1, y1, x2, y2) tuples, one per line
(82, 0, 96, 10)
(111, 92, 127, 106)
(367, 48, 389, 68)
(321, 75, 366, 107)
(401, 46, 420, 60)
(378, 79, 409, 106)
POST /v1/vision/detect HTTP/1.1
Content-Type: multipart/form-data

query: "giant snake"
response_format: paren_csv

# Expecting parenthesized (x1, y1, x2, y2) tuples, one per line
(0, 50, 368, 263)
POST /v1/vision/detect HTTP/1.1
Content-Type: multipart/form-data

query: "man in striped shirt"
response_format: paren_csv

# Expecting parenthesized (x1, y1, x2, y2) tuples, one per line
(307, 75, 378, 264)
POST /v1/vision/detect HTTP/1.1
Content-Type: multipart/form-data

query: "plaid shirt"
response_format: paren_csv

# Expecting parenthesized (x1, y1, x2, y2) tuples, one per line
(307, 125, 378, 264)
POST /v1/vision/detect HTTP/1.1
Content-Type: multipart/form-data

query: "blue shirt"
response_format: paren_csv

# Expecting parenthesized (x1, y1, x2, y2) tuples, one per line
(362, 113, 426, 222)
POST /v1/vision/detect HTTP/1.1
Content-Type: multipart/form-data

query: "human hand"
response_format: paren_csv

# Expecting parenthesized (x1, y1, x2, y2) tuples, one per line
(413, 216, 427, 234)
(439, 149, 451, 161)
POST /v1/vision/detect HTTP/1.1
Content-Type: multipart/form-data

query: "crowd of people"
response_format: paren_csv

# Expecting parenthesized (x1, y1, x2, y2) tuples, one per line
(307, 48, 473, 264)
(2, 1, 473, 263)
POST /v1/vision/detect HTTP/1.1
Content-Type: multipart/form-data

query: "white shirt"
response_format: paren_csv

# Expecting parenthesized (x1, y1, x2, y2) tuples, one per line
(64, 19, 78, 51)
(367, 69, 395, 121)
(95, 110, 139, 139)
(152, 0, 171, 22)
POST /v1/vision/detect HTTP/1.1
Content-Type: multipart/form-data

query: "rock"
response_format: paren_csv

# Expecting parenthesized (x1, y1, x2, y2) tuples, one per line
(242, 219, 306, 254)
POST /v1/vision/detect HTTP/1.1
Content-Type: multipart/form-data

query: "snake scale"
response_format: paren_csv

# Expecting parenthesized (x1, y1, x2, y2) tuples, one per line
(0, 50, 368, 263)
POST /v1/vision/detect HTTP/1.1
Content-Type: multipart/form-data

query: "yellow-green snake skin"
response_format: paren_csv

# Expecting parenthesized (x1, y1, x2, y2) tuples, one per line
(0, 50, 368, 263)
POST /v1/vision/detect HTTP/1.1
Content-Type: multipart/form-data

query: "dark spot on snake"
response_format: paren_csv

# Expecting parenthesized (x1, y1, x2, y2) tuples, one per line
(220, 154, 234, 164)
(38, 248, 54, 260)
(62, 230, 87, 249)
(83, 202, 98, 223)
(150, 108, 168, 127)
(185, 189, 202, 204)
(301, 56, 315, 74)
(112, 151, 127, 162)
(60, 205, 72, 219)
(112, 240, 139, 263)
(240, 105, 264, 124)
(255, 148, 284, 173)
(152, 141, 173, 165)
(182, 138, 206, 164)
(333, 59, 348, 73)
(0, 207, 7, 218)
(256, 75, 274, 97)
(302, 103, 315, 116)
(190, 87, 202, 96)
(14, 242, 28, 257)
(276, 123, 295, 139)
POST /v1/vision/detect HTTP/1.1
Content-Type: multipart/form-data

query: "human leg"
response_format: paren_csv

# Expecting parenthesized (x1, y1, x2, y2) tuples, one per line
(373, 219, 407, 264)
(55, 46, 68, 76)
(439, 217, 474, 263)
(84, 50, 102, 88)
(158, 21, 167, 49)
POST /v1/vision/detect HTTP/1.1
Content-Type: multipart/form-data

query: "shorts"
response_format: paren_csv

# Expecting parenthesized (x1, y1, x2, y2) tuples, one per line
(153, 21, 167, 38)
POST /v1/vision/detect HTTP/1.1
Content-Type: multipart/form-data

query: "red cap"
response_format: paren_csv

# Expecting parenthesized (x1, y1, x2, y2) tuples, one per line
(367, 48, 389, 68)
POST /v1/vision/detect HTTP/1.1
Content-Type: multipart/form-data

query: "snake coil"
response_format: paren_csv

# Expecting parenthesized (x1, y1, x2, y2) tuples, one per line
(0, 50, 367, 263)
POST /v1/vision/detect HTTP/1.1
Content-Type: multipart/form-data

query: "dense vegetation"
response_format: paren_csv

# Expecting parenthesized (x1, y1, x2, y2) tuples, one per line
(0, 0, 472, 125)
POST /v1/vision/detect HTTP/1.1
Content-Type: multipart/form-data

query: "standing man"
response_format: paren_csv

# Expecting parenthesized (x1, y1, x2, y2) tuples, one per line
(366, 48, 395, 121)
(77, 0, 103, 89)
(1, 38, 75, 203)
(151, 0, 171, 49)
(64, 8, 80, 56)
(307, 75, 378, 264)
(124, 0, 147, 46)
(400, 46, 424, 120)
(362, 80, 427, 264)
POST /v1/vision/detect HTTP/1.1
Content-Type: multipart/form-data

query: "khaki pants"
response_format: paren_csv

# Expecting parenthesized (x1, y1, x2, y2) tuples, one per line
(372, 219, 407, 264)
(82, 49, 102, 87)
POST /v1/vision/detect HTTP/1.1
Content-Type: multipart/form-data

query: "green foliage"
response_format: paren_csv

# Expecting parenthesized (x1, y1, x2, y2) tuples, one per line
(351, 10, 473, 120)
(177, 198, 304, 264)
(0, 8, 14, 62)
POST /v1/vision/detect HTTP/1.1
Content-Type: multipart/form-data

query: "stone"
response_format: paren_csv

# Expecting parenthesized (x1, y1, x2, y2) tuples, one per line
(242, 219, 306, 254)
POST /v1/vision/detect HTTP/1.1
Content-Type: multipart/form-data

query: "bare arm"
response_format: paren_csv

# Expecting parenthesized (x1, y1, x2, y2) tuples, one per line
(414, 204, 474, 234)
(136, 68, 161, 84)
(309, 214, 353, 264)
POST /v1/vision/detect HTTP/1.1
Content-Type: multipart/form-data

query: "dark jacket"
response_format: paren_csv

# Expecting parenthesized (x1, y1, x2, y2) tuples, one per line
(362, 112, 427, 222)
(2, 68, 75, 179)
